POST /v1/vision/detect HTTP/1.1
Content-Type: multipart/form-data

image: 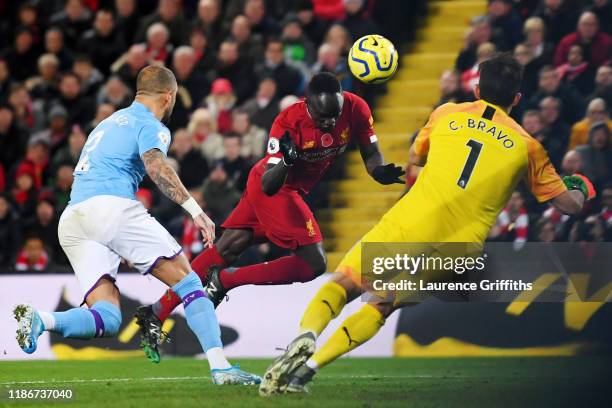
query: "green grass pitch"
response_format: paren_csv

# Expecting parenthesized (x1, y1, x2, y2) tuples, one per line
(1, 356, 610, 407)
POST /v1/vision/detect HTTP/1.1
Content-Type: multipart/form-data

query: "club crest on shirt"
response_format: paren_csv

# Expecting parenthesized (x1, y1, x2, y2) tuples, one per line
(306, 219, 316, 237)
(158, 131, 170, 146)
(321, 133, 333, 147)
(267, 137, 280, 154)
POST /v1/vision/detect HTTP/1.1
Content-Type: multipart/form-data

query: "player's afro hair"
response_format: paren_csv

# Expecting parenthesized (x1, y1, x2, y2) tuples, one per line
(478, 52, 523, 107)
(307, 72, 342, 95)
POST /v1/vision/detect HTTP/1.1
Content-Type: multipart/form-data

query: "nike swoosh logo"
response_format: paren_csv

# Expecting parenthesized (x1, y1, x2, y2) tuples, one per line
(372, 37, 378, 46)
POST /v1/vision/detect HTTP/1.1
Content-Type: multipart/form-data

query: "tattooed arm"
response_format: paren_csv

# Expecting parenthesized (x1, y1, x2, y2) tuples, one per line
(142, 148, 216, 245)
(142, 148, 189, 204)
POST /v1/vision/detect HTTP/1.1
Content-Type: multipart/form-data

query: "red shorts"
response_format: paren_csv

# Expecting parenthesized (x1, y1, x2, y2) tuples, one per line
(222, 169, 322, 250)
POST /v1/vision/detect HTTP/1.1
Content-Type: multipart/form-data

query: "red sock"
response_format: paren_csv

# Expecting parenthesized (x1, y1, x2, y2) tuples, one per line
(220, 255, 317, 290)
(191, 245, 227, 280)
(151, 246, 228, 321)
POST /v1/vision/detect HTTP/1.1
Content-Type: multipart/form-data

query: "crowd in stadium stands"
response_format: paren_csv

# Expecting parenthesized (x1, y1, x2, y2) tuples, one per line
(439, 0, 611, 247)
(0, 0, 422, 272)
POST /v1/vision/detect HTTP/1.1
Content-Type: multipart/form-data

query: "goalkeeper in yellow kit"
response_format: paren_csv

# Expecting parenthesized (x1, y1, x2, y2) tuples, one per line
(259, 54, 596, 396)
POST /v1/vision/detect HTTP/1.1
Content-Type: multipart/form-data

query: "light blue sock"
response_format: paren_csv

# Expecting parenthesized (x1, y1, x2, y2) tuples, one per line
(51, 301, 122, 339)
(172, 271, 222, 351)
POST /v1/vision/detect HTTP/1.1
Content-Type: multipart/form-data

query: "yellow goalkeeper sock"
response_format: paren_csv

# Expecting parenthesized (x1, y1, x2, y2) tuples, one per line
(299, 281, 347, 336)
(310, 304, 385, 369)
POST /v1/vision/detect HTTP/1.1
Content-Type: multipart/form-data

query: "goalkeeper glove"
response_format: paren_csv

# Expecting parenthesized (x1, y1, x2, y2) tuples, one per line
(372, 163, 405, 185)
(562, 174, 596, 200)
(279, 131, 297, 166)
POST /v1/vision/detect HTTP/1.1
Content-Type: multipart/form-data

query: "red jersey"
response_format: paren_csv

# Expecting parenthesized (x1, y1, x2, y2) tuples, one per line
(253, 91, 376, 194)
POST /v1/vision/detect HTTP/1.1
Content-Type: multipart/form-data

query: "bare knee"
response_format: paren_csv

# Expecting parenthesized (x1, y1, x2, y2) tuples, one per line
(215, 229, 253, 264)
(295, 243, 327, 277)
(151, 254, 192, 287)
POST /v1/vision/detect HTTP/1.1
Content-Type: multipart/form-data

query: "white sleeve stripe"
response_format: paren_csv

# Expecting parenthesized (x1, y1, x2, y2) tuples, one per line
(267, 157, 281, 164)
(370, 135, 378, 143)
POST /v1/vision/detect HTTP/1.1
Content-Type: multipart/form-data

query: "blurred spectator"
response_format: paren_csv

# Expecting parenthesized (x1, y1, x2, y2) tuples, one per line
(514, 43, 539, 99)
(568, 98, 611, 149)
(538, 96, 570, 167)
(588, 64, 612, 108)
(575, 122, 611, 187)
(97, 75, 133, 110)
(114, 44, 148, 91)
(241, 77, 280, 131)
(231, 14, 264, 65)
(52, 164, 74, 212)
(0, 59, 13, 102)
(535, 217, 558, 242)
(436, 69, 471, 106)
(170, 46, 210, 130)
(44, 27, 74, 72)
(455, 16, 492, 72)
(144, 22, 172, 65)
(115, 0, 139, 45)
(600, 183, 612, 228)
(312, 43, 352, 91)
(23, 190, 61, 263)
(52, 72, 96, 128)
(137, 0, 189, 46)
(181, 189, 207, 259)
(86, 103, 116, 134)
(556, 44, 596, 97)
(534, 0, 579, 44)
(528, 65, 584, 124)
(51, 125, 86, 171)
(522, 109, 565, 169)
(231, 110, 267, 160)
(0, 193, 21, 267)
(188, 107, 224, 164)
(194, 0, 226, 49)
(570, 214, 607, 242)
(11, 162, 39, 218)
(204, 78, 238, 134)
(72, 55, 105, 98)
(312, 0, 346, 21)
(0, 104, 28, 172)
(17, 3, 43, 48)
(78, 9, 125, 76)
(8, 83, 35, 130)
(27, 54, 60, 103)
(219, 133, 251, 191)
(554, 11, 612, 68)
(561, 149, 584, 175)
(190, 27, 217, 74)
(169, 128, 210, 189)
(342, 0, 378, 44)
(279, 94, 300, 111)
(325, 23, 352, 57)
(522, 16, 554, 66)
(30, 105, 69, 156)
(49, 0, 92, 49)
(282, 14, 315, 67)
(487, 0, 523, 51)
(460, 42, 496, 94)
(212, 39, 256, 103)
(295, 0, 329, 45)
(256, 38, 303, 98)
(202, 163, 242, 222)
(14, 236, 49, 272)
(244, 0, 281, 39)
(135, 188, 153, 210)
(1, 28, 38, 81)
(490, 191, 528, 250)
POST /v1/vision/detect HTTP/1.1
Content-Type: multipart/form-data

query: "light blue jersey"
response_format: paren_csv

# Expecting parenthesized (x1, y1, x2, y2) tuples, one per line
(70, 101, 171, 205)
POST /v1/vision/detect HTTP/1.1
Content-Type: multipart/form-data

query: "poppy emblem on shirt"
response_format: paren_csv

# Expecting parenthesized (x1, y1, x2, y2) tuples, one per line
(321, 133, 333, 147)
(158, 131, 170, 146)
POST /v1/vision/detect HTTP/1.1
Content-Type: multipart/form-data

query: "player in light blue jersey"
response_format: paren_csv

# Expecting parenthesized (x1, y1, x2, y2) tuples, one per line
(13, 66, 260, 386)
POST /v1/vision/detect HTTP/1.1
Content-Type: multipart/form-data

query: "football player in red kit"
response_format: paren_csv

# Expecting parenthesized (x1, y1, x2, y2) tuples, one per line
(135, 72, 404, 362)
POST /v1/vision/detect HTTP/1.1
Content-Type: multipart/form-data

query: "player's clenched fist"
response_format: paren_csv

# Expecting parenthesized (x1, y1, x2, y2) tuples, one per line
(372, 163, 405, 185)
(562, 174, 596, 200)
(279, 131, 298, 166)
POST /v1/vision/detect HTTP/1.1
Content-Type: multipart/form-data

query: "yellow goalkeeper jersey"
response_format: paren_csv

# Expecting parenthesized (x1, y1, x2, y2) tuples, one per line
(384, 99, 567, 243)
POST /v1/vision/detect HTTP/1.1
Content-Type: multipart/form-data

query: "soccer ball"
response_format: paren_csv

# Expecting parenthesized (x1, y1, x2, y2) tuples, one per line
(348, 35, 398, 84)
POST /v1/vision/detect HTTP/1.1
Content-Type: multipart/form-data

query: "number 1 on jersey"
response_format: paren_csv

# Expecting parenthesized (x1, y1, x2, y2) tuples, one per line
(457, 139, 483, 189)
